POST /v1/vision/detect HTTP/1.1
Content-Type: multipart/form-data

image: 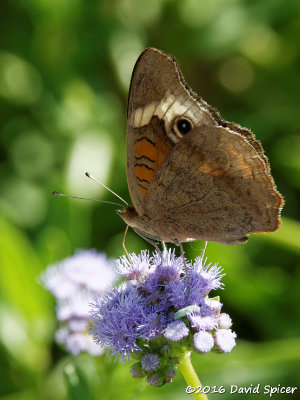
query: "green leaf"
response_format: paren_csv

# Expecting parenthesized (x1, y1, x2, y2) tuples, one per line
(65, 363, 95, 400)
(0, 217, 51, 318)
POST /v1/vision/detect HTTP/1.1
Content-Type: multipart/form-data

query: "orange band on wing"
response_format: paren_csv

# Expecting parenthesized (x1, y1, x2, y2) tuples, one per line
(156, 138, 173, 169)
(138, 185, 147, 197)
(135, 165, 155, 183)
(135, 139, 157, 161)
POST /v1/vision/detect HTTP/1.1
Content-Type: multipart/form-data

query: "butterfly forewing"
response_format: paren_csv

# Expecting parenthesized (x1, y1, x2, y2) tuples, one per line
(126, 48, 216, 214)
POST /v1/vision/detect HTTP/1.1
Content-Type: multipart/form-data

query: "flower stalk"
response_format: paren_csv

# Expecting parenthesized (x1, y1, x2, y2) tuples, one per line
(178, 351, 208, 400)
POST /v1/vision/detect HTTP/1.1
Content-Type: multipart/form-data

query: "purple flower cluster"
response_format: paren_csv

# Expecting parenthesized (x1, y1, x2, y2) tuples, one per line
(90, 249, 236, 385)
(41, 249, 116, 355)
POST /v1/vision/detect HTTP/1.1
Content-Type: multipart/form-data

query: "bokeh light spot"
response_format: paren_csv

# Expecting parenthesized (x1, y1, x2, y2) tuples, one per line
(0, 52, 42, 104)
(117, 0, 161, 29)
(0, 179, 47, 228)
(66, 131, 114, 197)
(10, 130, 54, 181)
(57, 79, 97, 134)
(109, 31, 144, 91)
(239, 26, 281, 66)
(179, 0, 219, 27)
(205, 5, 248, 50)
(218, 57, 254, 92)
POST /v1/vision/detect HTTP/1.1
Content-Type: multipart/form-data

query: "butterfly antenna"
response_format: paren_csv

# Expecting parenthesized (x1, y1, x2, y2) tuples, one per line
(85, 172, 128, 206)
(52, 191, 124, 207)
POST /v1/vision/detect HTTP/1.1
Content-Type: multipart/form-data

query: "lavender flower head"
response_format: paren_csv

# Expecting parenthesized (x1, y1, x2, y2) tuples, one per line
(90, 249, 237, 386)
(41, 249, 116, 355)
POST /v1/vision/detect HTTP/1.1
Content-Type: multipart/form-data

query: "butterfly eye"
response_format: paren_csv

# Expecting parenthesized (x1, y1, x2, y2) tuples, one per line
(173, 117, 193, 137)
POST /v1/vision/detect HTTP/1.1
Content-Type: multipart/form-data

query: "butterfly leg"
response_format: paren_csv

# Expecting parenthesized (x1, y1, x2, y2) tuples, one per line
(143, 235, 161, 253)
(122, 225, 133, 266)
(158, 241, 168, 264)
(133, 228, 161, 253)
(179, 243, 190, 299)
(199, 241, 208, 263)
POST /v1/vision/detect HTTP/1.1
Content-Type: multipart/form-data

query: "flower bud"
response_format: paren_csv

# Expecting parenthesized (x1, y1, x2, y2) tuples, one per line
(164, 364, 177, 380)
(130, 362, 145, 378)
(141, 353, 160, 371)
(218, 313, 232, 329)
(147, 372, 164, 387)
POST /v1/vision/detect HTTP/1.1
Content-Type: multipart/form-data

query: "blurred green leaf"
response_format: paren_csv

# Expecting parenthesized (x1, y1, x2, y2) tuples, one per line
(64, 364, 94, 400)
(256, 217, 300, 253)
(0, 218, 51, 318)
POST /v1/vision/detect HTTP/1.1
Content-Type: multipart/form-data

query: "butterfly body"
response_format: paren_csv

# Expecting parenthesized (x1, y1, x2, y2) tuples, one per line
(118, 48, 283, 246)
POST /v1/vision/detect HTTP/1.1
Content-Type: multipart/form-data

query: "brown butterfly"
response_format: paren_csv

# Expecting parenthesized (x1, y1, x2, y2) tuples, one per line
(117, 48, 284, 246)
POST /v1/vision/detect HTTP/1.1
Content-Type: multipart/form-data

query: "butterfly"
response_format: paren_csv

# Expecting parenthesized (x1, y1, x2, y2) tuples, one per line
(117, 48, 284, 246)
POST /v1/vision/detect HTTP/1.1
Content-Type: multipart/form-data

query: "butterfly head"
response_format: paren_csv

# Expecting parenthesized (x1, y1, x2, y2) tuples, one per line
(117, 206, 162, 242)
(117, 206, 139, 227)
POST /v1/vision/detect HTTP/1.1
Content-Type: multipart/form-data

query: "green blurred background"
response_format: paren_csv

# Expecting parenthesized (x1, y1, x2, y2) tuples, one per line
(0, 0, 300, 399)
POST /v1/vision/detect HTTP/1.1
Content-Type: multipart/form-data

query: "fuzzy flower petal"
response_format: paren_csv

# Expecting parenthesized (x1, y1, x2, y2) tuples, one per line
(41, 250, 115, 299)
(214, 329, 237, 353)
(138, 312, 167, 339)
(56, 292, 91, 322)
(115, 250, 153, 282)
(65, 332, 104, 356)
(163, 320, 189, 342)
(204, 298, 223, 313)
(152, 248, 184, 273)
(218, 313, 232, 329)
(65, 333, 87, 355)
(188, 313, 218, 331)
(165, 259, 224, 309)
(90, 286, 148, 362)
(193, 331, 214, 353)
(192, 257, 224, 293)
(88, 249, 236, 367)
(41, 250, 116, 356)
(68, 319, 88, 333)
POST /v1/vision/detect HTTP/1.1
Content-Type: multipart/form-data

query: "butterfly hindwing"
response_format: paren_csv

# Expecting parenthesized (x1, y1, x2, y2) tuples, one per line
(143, 124, 283, 244)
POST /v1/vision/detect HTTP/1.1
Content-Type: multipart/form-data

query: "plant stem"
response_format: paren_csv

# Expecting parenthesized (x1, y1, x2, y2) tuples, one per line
(177, 351, 209, 400)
